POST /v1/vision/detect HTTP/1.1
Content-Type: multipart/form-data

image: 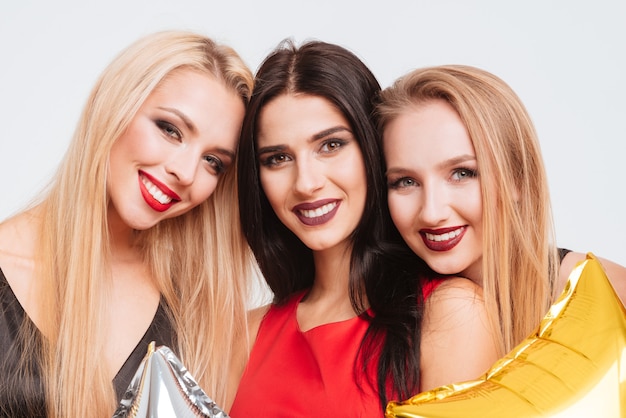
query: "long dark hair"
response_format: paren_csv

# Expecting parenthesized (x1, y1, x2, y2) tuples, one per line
(237, 39, 423, 409)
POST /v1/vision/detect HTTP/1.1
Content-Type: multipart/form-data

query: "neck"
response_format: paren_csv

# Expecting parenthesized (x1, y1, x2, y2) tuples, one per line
(310, 244, 352, 296)
(301, 243, 368, 318)
(107, 210, 140, 263)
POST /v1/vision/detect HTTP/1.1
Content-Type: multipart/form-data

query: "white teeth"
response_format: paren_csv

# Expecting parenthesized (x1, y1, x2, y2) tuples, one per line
(425, 227, 463, 242)
(142, 176, 172, 204)
(300, 202, 337, 218)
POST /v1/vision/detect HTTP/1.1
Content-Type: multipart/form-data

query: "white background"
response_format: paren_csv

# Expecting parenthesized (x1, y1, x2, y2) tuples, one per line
(0, 0, 624, 266)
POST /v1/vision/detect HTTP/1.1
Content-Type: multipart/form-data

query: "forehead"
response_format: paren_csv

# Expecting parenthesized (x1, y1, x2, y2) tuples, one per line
(386, 100, 468, 140)
(257, 94, 350, 144)
(383, 100, 474, 161)
(148, 67, 218, 99)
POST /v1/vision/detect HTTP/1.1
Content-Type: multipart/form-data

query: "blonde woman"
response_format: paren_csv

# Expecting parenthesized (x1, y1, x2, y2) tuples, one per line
(378, 65, 626, 390)
(0, 31, 254, 417)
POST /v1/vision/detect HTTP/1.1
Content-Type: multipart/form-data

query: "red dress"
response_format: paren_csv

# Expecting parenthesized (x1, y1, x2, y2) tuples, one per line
(229, 280, 443, 418)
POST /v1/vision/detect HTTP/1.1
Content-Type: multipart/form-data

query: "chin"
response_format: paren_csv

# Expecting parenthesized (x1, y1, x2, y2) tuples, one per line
(424, 259, 465, 276)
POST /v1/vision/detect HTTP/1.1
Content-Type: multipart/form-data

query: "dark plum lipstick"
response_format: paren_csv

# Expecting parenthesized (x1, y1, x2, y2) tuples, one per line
(292, 199, 340, 226)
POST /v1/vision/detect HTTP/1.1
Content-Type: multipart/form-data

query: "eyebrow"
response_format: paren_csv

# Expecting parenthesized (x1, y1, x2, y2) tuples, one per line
(257, 126, 352, 156)
(386, 154, 476, 176)
(311, 126, 352, 141)
(217, 147, 236, 160)
(437, 154, 476, 169)
(158, 106, 197, 134)
(257, 144, 286, 156)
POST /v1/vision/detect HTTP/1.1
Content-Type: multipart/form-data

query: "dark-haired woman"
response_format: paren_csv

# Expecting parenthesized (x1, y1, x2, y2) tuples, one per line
(228, 40, 494, 417)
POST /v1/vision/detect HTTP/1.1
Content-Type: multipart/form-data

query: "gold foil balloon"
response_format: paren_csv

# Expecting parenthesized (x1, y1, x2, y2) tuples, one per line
(386, 253, 626, 418)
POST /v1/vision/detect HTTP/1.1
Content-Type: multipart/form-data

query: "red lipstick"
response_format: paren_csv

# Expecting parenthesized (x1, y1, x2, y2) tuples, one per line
(138, 171, 180, 212)
(420, 226, 466, 252)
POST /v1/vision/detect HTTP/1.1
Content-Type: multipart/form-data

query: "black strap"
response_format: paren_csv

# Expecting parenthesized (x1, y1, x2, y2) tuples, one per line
(558, 248, 571, 264)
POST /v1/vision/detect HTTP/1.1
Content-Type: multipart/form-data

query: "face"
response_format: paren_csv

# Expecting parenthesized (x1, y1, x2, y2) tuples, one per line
(107, 68, 245, 231)
(256, 94, 367, 254)
(384, 100, 483, 283)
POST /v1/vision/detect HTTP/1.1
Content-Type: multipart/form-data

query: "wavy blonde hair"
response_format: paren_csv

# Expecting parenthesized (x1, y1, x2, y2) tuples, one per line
(26, 31, 254, 417)
(378, 65, 558, 356)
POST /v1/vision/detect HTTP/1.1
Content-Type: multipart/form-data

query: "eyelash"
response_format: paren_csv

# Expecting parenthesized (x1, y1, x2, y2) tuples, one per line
(259, 138, 348, 167)
(260, 153, 290, 167)
(388, 177, 416, 189)
(387, 167, 478, 189)
(205, 155, 226, 174)
(320, 139, 347, 153)
(451, 167, 478, 181)
(156, 120, 182, 141)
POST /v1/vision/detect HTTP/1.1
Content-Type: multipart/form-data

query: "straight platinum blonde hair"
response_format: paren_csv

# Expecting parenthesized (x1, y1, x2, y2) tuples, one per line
(24, 31, 255, 417)
(378, 65, 558, 356)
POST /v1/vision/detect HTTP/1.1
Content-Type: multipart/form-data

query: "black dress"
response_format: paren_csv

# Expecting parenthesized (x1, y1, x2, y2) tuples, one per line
(0, 268, 174, 417)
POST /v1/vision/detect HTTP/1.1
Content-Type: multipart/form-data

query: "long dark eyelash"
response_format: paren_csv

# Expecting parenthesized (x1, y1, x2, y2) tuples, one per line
(156, 120, 181, 139)
(259, 154, 285, 167)
(322, 138, 347, 151)
(258, 156, 274, 167)
(205, 156, 226, 174)
(459, 167, 478, 178)
(387, 178, 407, 189)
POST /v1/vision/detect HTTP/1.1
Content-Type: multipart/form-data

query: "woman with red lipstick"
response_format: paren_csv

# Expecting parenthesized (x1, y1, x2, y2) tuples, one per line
(0, 31, 255, 417)
(229, 40, 444, 417)
(378, 65, 626, 382)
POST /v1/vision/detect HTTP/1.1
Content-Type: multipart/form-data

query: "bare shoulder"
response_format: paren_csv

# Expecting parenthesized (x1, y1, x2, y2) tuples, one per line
(247, 304, 271, 340)
(0, 210, 39, 285)
(426, 276, 483, 308)
(0, 210, 42, 327)
(559, 251, 626, 305)
(422, 277, 487, 334)
(420, 276, 499, 391)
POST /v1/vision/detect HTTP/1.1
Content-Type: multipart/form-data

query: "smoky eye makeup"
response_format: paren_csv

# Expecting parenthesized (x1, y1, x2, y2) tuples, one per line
(155, 119, 182, 141)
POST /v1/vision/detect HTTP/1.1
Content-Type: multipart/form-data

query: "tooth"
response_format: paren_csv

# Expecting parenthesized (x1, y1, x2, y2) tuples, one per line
(426, 228, 464, 242)
(300, 202, 337, 218)
(143, 176, 172, 204)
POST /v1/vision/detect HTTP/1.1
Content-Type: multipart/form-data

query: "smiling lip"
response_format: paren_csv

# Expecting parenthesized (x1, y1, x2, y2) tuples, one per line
(138, 171, 181, 212)
(292, 199, 340, 226)
(419, 226, 466, 252)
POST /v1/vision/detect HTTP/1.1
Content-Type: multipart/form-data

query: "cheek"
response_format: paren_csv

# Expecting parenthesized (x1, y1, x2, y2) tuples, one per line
(111, 121, 163, 166)
(190, 174, 220, 205)
(259, 170, 288, 212)
(465, 184, 483, 225)
(337, 150, 367, 203)
(388, 194, 415, 232)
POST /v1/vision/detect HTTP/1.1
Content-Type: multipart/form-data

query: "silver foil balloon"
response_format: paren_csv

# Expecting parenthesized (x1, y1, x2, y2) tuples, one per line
(113, 342, 229, 418)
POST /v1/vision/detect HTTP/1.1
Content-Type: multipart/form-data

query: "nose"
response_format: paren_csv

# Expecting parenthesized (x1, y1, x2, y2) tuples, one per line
(293, 157, 324, 196)
(418, 181, 450, 226)
(165, 149, 199, 186)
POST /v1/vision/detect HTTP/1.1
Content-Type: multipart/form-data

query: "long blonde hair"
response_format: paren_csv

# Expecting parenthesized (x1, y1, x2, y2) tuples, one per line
(30, 31, 254, 417)
(378, 65, 558, 356)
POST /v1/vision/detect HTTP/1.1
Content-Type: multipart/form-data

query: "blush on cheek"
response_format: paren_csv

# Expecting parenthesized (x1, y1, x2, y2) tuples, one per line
(388, 199, 407, 226)
(194, 178, 220, 204)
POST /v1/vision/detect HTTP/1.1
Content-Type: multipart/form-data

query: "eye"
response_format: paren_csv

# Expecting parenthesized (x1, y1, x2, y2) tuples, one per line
(260, 153, 292, 167)
(388, 177, 418, 189)
(204, 155, 226, 175)
(156, 120, 182, 141)
(451, 168, 478, 182)
(320, 139, 346, 153)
